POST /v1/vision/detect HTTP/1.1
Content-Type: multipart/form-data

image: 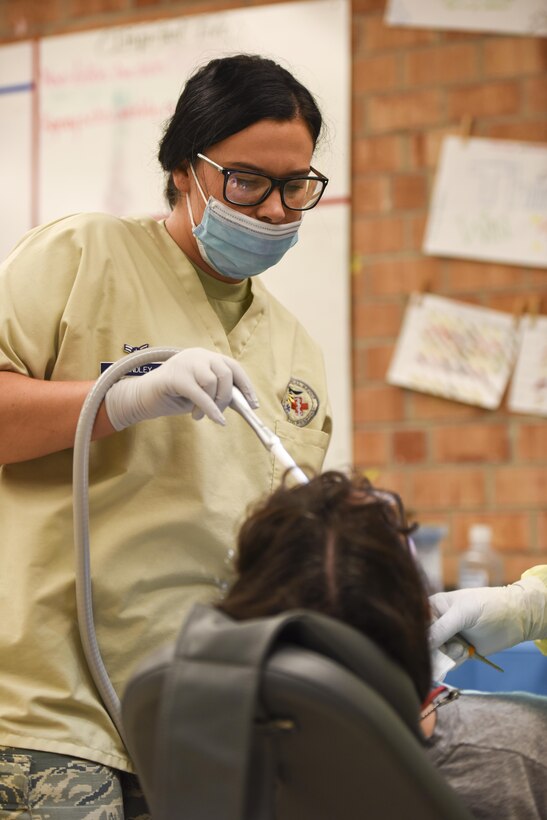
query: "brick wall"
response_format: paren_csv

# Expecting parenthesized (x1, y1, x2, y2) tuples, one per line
(352, 0, 547, 587)
(1, 0, 546, 587)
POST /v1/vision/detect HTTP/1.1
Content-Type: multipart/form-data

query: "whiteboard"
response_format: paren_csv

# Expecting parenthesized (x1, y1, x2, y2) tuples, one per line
(424, 136, 547, 270)
(38, 1, 348, 219)
(0, 42, 33, 261)
(385, 0, 547, 36)
(1, 0, 351, 469)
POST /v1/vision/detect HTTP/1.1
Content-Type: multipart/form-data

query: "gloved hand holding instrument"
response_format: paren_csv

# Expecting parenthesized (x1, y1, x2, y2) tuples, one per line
(104, 347, 259, 430)
(429, 574, 547, 676)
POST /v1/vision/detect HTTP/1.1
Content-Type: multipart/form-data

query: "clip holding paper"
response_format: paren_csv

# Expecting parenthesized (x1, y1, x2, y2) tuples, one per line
(413, 275, 433, 306)
(512, 295, 529, 326)
(528, 295, 542, 327)
(459, 114, 474, 144)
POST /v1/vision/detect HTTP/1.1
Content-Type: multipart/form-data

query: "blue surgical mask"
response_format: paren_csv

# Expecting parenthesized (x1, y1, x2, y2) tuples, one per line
(186, 164, 301, 281)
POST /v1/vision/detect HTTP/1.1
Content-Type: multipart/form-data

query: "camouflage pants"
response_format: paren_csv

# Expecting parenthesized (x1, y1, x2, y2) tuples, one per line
(0, 748, 150, 819)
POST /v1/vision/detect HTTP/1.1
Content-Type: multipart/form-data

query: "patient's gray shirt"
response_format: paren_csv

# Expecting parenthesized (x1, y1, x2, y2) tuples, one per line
(426, 691, 547, 819)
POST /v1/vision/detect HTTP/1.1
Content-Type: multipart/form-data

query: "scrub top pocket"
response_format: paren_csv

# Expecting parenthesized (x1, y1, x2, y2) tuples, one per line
(271, 419, 330, 490)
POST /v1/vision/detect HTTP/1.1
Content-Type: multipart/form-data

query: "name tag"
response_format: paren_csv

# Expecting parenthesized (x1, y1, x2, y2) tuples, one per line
(100, 362, 162, 376)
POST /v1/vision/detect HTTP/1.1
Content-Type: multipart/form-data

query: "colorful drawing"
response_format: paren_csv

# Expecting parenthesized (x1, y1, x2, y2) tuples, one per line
(387, 294, 520, 409)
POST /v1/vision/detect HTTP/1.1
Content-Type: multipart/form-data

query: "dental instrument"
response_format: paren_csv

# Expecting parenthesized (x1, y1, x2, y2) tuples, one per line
(229, 386, 309, 486)
(456, 634, 504, 673)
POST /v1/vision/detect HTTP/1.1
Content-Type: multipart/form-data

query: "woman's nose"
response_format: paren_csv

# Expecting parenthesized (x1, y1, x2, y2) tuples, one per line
(254, 187, 288, 223)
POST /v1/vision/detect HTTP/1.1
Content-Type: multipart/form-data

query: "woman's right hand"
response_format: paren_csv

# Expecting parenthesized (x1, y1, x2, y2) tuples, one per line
(104, 347, 258, 431)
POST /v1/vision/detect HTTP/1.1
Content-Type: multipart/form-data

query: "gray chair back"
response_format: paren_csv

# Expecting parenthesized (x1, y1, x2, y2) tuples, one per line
(122, 603, 474, 819)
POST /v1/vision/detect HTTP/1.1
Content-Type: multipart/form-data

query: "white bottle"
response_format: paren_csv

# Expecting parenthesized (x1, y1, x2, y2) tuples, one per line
(458, 524, 503, 589)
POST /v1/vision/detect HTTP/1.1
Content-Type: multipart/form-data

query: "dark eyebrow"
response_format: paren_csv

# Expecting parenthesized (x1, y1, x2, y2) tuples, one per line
(224, 161, 312, 177)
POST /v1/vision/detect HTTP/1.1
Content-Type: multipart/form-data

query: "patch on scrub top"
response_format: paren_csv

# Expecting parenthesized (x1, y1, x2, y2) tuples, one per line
(100, 342, 159, 376)
(123, 343, 150, 353)
(282, 379, 319, 427)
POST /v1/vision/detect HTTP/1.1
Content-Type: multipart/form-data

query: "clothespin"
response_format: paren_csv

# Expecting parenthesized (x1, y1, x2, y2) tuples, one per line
(413, 274, 432, 306)
(459, 114, 474, 145)
(528, 295, 541, 327)
(512, 295, 528, 327)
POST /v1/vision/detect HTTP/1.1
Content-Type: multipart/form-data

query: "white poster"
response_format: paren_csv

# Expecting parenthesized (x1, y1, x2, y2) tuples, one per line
(387, 294, 521, 409)
(508, 314, 547, 417)
(0, 42, 33, 262)
(385, 0, 547, 37)
(424, 136, 547, 270)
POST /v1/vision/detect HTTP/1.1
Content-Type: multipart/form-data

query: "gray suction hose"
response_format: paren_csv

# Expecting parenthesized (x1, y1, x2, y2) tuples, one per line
(73, 347, 180, 742)
(73, 347, 309, 742)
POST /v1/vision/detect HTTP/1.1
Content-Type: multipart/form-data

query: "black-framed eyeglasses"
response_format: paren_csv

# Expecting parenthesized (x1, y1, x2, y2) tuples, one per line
(197, 152, 329, 211)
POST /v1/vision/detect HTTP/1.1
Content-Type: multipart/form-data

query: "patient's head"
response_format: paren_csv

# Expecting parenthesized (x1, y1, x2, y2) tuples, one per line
(220, 471, 432, 703)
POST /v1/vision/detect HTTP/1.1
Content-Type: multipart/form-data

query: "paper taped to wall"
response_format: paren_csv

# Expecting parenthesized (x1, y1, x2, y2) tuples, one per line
(423, 136, 547, 270)
(385, 0, 547, 37)
(387, 294, 521, 410)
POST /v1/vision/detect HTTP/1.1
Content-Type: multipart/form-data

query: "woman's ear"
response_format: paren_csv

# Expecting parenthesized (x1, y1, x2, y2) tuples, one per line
(172, 164, 191, 194)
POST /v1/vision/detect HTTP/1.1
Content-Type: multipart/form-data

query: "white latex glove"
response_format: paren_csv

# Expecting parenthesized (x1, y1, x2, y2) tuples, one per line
(429, 575, 547, 658)
(105, 348, 258, 431)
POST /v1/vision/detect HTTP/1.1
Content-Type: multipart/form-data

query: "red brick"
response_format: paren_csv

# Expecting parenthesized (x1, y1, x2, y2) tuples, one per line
(483, 121, 547, 143)
(393, 430, 427, 463)
(353, 96, 367, 135)
(404, 43, 479, 87)
(486, 293, 533, 315)
(517, 425, 547, 461)
(447, 81, 521, 119)
(483, 37, 547, 79)
(442, 553, 459, 590)
(410, 392, 486, 421)
(353, 214, 405, 254)
(527, 268, 547, 290)
(538, 512, 547, 551)
(365, 257, 441, 297)
(433, 424, 510, 463)
(503, 555, 544, 584)
(444, 259, 526, 293)
(408, 213, 427, 251)
(362, 343, 395, 381)
(369, 469, 408, 498)
(452, 513, 531, 553)
(409, 468, 487, 509)
(67, 0, 128, 13)
(353, 430, 389, 468)
(353, 302, 403, 339)
(352, 0, 386, 11)
(354, 53, 400, 94)
(364, 16, 436, 51)
(494, 467, 547, 506)
(5, 0, 64, 34)
(354, 384, 405, 424)
(368, 89, 443, 133)
(352, 17, 363, 54)
(351, 270, 369, 304)
(391, 173, 428, 210)
(353, 175, 390, 215)
(353, 135, 404, 173)
(526, 76, 547, 113)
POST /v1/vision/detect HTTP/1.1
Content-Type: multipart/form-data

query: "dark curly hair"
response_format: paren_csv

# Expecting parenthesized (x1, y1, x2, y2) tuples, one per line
(220, 471, 432, 703)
